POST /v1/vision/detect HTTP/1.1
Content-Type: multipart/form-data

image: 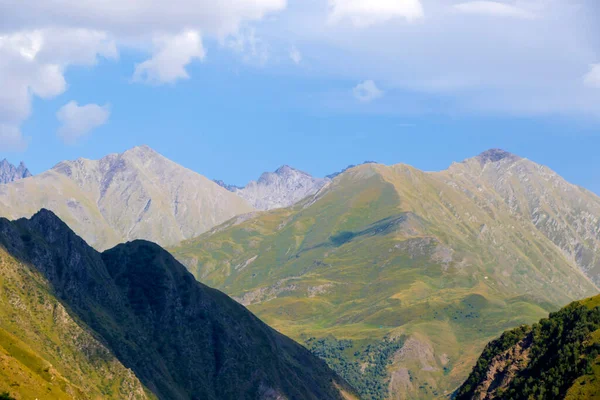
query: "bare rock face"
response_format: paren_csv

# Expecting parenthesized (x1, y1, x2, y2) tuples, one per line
(0, 159, 32, 184)
(229, 165, 330, 211)
(0, 146, 254, 250)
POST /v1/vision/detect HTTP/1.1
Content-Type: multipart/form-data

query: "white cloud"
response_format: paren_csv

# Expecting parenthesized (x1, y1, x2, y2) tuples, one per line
(353, 80, 384, 102)
(0, 29, 116, 150)
(453, 1, 535, 19)
(584, 64, 600, 88)
(0, 0, 286, 148)
(289, 46, 302, 64)
(328, 0, 424, 27)
(57, 101, 110, 144)
(225, 27, 270, 65)
(133, 30, 205, 84)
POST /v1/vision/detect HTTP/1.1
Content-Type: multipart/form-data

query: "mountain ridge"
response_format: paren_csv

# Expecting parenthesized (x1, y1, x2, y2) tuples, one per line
(0, 146, 254, 250)
(0, 209, 357, 400)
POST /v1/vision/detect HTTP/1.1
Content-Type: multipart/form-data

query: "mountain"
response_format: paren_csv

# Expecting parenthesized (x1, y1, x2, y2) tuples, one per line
(456, 294, 600, 400)
(0, 159, 31, 184)
(221, 165, 330, 211)
(170, 150, 600, 399)
(0, 210, 357, 400)
(0, 146, 254, 250)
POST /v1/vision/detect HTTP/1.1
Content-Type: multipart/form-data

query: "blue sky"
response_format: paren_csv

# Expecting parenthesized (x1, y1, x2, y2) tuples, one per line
(1, 0, 599, 192)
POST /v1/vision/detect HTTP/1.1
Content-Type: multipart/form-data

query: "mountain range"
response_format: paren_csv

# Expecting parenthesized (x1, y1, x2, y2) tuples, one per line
(0, 209, 356, 399)
(170, 149, 600, 399)
(0, 160, 31, 184)
(2, 146, 600, 399)
(0, 146, 253, 250)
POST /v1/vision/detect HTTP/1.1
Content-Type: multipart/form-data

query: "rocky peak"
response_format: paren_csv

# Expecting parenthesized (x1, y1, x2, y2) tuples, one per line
(233, 166, 329, 210)
(476, 149, 521, 166)
(0, 158, 32, 184)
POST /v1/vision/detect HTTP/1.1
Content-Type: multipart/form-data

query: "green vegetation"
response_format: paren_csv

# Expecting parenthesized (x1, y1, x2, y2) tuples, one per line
(170, 163, 598, 398)
(0, 393, 15, 400)
(457, 325, 530, 398)
(305, 336, 405, 399)
(457, 295, 600, 400)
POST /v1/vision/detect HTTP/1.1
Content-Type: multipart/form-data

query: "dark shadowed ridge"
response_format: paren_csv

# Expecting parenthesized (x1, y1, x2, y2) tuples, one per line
(0, 209, 356, 400)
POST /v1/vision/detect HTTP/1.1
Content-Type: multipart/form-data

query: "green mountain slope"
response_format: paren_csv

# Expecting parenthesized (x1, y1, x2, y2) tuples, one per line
(456, 294, 600, 400)
(170, 151, 599, 399)
(0, 210, 356, 400)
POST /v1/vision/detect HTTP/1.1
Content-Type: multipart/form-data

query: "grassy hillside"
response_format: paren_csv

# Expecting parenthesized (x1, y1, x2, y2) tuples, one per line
(0, 248, 152, 399)
(171, 161, 598, 399)
(457, 294, 600, 399)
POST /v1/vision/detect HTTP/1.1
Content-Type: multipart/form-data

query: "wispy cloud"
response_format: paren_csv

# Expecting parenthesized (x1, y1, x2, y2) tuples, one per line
(289, 46, 302, 64)
(353, 80, 384, 102)
(584, 64, 600, 89)
(453, 1, 535, 19)
(328, 0, 424, 27)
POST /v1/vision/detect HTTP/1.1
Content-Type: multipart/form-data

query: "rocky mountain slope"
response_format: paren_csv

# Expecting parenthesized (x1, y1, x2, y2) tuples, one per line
(217, 165, 329, 211)
(170, 149, 600, 399)
(456, 294, 600, 400)
(0, 146, 254, 250)
(0, 210, 356, 400)
(0, 160, 31, 184)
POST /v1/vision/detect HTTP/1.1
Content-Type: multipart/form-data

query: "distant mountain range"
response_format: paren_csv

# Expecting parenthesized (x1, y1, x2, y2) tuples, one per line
(0, 210, 356, 399)
(0, 159, 31, 184)
(0, 146, 253, 250)
(171, 149, 600, 399)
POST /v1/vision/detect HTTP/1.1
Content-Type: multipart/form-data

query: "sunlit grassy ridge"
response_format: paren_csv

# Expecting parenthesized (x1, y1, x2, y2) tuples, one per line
(172, 161, 598, 399)
(0, 247, 152, 399)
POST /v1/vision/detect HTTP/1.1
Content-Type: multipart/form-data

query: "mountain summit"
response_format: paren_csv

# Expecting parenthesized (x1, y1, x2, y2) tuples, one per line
(227, 165, 329, 210)
(0, 146, 254, 250)
(0, 159, 32, 184)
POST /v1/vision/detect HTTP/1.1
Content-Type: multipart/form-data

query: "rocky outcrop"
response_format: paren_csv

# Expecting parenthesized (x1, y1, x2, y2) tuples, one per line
(0, 159, 31, 184)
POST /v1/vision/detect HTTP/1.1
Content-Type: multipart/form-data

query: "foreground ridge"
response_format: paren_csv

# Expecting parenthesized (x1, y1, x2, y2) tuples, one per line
(0, 209, 356, 400)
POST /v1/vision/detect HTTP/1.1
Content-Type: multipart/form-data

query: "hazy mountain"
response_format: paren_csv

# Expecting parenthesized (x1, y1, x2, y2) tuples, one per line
(457, 294, 600, 400)
(0, 159, 32, 184)
(225, 165, 330, 211)
(171, 149, 600, 399)
(0, 146, 254, 250)
(0, 210, 357, 400)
